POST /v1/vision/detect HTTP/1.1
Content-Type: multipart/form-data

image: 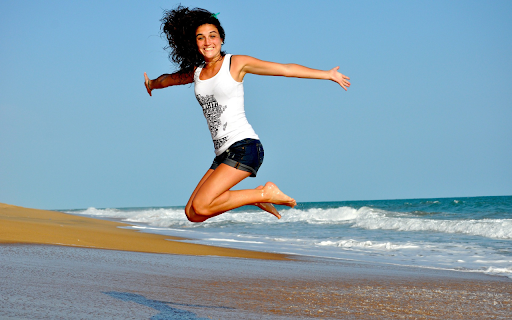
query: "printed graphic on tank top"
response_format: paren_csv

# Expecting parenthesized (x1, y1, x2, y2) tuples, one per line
(195, 94, 228, 150)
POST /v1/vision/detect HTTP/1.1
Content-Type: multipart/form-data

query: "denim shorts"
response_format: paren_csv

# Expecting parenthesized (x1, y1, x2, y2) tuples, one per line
(210, 138, 264, 177)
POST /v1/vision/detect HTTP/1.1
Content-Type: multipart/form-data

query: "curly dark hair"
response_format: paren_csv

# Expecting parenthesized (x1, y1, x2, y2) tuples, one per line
(161, 5, 226, 73)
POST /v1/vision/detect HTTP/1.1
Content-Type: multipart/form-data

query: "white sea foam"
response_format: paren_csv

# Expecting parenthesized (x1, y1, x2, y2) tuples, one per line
(317, 239, 419, 250)
(79, 207, 125, 218)
(484, 266, 512, 277)
(76, 206, 360, 226)
(351, 207, 512, 239)
(76, 207, 188, 226)
(74, 206, 512, 240)
(280, 207, 360, 223)
(232, 206, 512, 240)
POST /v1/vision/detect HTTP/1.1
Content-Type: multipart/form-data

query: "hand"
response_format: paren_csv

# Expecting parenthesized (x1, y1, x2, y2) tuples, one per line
(144, 72, 152, 96)
(329, 67, 351, 91)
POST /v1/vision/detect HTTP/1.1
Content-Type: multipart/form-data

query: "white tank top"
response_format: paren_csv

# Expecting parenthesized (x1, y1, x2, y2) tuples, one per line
(194, 54, 259, 156)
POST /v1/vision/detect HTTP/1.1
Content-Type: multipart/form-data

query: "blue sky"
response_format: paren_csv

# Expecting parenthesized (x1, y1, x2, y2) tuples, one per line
(1, 0, 511, 210)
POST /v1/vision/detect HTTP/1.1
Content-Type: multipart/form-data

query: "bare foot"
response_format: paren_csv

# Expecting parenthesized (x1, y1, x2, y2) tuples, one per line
(262, 182, 297, 208)
(254, 186, 281, 219)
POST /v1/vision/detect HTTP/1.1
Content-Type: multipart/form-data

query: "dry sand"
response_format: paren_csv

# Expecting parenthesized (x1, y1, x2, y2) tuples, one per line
(1, 203, 511, 319)
(0, 202, 286, 260)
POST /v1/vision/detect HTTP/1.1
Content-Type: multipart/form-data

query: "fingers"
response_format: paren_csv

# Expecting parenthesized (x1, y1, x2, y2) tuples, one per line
(339, 80, 350, 91)
(336, 77, 350, 91)
(144, 72, 152, 96)
(332, 68, 350, 90)
(330, 67, 350, 90)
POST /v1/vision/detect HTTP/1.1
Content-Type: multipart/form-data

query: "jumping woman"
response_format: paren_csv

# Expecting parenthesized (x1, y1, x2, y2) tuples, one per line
(144, 6, 350, 222)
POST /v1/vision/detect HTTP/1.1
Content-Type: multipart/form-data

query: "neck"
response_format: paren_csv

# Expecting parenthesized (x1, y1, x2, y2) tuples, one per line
(204, 54, 224, 68)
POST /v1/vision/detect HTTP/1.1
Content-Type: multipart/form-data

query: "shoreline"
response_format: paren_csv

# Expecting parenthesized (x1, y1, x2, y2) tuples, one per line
(2, 202, 511, 318)
(0, 202, 287, 260)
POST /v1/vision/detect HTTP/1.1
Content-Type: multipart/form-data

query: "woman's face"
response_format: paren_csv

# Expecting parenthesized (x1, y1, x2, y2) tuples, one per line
(196, 24, 223, 61)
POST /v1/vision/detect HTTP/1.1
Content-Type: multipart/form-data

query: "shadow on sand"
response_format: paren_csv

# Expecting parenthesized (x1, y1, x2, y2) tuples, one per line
(103, 291, 235, 320)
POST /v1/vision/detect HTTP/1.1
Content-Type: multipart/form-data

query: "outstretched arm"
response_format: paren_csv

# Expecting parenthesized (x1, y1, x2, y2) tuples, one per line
(144, 71, 194, 96)
(231, 55, 351, 91)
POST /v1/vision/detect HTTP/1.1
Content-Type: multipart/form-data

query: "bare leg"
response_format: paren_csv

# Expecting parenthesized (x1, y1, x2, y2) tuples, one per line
(184, 169, 214, 223)
(188, 164, 295, 222)
(187, 180, 281, 221)
(254, 185, 281, 219)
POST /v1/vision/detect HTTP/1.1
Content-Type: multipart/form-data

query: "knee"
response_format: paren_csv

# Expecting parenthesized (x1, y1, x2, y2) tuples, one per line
(191, 198, 212, 217)
(185, 204, 208, 223)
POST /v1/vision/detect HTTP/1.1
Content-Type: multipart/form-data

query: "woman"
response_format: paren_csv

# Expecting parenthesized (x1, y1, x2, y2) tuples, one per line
(144, 6, 350, 222)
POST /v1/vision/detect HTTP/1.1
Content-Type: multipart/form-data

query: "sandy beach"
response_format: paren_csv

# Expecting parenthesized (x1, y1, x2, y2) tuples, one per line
(1, 203, 511, 319)
(0, 203, 286, 260)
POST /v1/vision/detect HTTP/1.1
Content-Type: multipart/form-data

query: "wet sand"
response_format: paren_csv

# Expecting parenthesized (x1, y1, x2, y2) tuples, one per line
(1, 203, 511, 319)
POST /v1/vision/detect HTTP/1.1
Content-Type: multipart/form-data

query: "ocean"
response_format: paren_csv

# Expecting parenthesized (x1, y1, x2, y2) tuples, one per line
(64, 195, 512, 279)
